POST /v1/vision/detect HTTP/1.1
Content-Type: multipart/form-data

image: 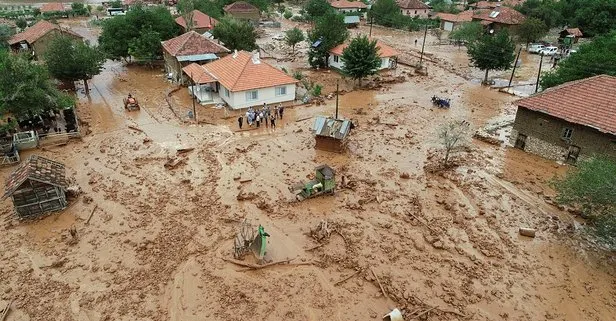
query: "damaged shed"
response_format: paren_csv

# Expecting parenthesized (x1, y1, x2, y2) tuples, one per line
(312, 116, 353, 152)
(1, 155, 68, 218)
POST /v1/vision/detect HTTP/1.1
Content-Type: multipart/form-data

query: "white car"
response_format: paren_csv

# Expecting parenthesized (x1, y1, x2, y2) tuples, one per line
(540, 46, 559, 56)
(272, 34, 284, 41)
(527, 44, 544, 54)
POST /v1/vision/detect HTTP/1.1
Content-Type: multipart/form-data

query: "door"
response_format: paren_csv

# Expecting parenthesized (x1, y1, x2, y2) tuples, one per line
(514, 134, 527, 150)
(444, 21, 454, 31)
(566, 145, 580, 164)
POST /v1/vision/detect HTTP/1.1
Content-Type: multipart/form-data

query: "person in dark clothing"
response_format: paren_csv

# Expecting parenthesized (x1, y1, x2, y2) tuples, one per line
(279, 106, 284, 119)
(238, 116, 243, 129)
(270, 114, 276, 129)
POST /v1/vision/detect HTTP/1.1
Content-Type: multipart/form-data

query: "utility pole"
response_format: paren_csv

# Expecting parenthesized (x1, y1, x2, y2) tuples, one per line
(535, 53, 544, 93)
(419, 24, 428, 67)
(369, 16, 373, 38)
(191, 72, 197, 122)
(335, 80, 339, 119)
(508, 47, 523, 89)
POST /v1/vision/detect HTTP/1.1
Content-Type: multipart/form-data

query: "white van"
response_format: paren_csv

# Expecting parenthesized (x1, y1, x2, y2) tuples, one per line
(540, 46, 559, 56)
(527, 44, 544, 54)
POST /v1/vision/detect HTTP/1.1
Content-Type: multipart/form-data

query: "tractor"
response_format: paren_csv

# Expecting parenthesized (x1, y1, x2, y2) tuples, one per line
(289, 164, 336, 201)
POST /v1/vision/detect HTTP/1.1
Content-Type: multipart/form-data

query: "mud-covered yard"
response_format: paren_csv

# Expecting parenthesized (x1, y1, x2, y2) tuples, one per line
(1, 15, 615, 321)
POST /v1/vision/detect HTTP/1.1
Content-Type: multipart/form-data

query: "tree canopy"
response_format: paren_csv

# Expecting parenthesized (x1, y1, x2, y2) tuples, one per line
(368, 0, 437, 31)
(98, 4, 180, 61)
(128, 27, 162, 65)
(303, 0, 334, 20)
(553, 157, 616, 246)
(467, 30, 516, 83)
(212, 17, 257, 51)
(515, 17, 548, 46)
(307, 11, 349, 68)
(341, 35, 382, 86)
(0, 51, 74, 118)
(0, 25, 14, 50)
(44, 36, 106, 94)
(285, 27, 305, 54)
(540, 31, 616, 89)
(448, 22, 483, 45)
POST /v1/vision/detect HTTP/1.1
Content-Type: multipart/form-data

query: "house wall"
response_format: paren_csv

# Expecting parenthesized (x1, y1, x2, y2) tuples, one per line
(400, 8, 429, 18)
(315, 136, 344, 152)
(335, 7, 363, 13)
(12, 180, 67, 217)
(32, 29, 82, 60)
(226, 11, 260, 23)
(163, 50, 183, 84)
(510, 107, 616, 163)
(220, 84, 296, 109)
(328, 54, 394, 71)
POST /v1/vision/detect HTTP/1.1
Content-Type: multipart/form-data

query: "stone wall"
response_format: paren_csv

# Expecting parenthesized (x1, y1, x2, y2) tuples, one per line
(510, 129, 567, 162)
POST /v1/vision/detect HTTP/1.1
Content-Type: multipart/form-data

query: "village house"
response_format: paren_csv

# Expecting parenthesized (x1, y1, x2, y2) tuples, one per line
(175, 10, 218, 34)
(559, 27, 583, 44)
(162, 31, 230, 84)
(0, 18, 17, 33)
(397, 0, 430, 18)
(469, 0, 526, 9)
(471, 5, 525, 33)
(8, 20, 83, 60)
(40, 2, 67, 14)
(328, 0, 367, 13)
(510, 75, 616, 164)
(223, 1, 261, 24)
(434, 10, 473, 31)
(328, 40, 399, 71)
(1, 155, 68, 218)
(182, 50, 298, 109)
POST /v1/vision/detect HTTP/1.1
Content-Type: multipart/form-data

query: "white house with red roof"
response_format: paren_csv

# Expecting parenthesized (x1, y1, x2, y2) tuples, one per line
(182, 51, 298, 109)
(328, 40, 399, 71)
(397, 0, 430, 18)
(328, 0, 367, 13)
(511, 75, 616, 163)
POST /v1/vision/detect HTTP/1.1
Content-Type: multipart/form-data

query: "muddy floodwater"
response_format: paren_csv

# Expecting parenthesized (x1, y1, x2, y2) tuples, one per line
(1, 16, 615, 321)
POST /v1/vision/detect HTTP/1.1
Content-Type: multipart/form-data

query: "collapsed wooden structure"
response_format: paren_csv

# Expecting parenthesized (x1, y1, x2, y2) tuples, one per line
(1, 155, 68, 218)
(312, 116, 353, 152)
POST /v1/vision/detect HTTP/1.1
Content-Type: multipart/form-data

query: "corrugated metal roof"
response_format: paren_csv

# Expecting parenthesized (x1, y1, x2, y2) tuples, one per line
(177, 53, 219, 62)
(313, 116, 352, 140)
(344, 16, 360, 24)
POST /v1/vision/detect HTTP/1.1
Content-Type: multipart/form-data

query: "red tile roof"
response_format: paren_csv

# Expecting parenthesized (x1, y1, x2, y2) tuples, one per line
(2, 155, 67, 201)
(40, 2, 66, 12)
(397, 0, 430, 9)
(162, 31, 230, 57)
(329, 0, 368, 9)
(201, 50, 298, 92)
(8, 20, 82, 45)
(329, 39, 399, 58)
(435, 11, 473, 22)
(471, 0, 526, 8)
(182, 63, 217, 84)
(565, 27, 583, 37)
(0, 18, 17, 28)
(472, 6, 525, 25)
(516, 75, 616, 135)
(175, 10, 218, 30)
(224, 1, 260, 13)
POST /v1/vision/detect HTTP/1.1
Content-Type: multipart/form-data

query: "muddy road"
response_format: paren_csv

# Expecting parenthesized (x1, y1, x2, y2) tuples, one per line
(1, 17, 615, 321)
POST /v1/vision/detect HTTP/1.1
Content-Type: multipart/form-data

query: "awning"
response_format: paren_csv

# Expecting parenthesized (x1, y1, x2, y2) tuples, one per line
(182, 63, 217, 84)
(177, 53, 219, 62)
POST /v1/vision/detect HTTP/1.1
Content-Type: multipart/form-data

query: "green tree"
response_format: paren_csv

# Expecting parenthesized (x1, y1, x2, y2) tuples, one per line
(128, 28, 162, 65)
(540, 31, 616, 89)
(178, 0, 196, 31)
(285, 27, 304, 53)
(552, 157, 616, 246)
(15, 18, 27, 29)
(0, 51, 74, 118)
(515, 17, 548, 47)
(44, 36, 106, 94)
(71, 2, 88, 15)
(570, 0, 616, 37)
(303, 0, 334, 20)
(369, 0, 400, 27)
(32, 7, 41, 16)
(99, 16, 135, 60)
(515, 0, 563, 29)
(110, 0, 122, 8)
(448, 21, 483, 45)
(467, 30, 516, 84)
(341, 35, 381, 86)
(212, 17, 257, 51)
(307, 11, 348, 68)
(0, 25, 14, 49)
(430, 0, 460, 13)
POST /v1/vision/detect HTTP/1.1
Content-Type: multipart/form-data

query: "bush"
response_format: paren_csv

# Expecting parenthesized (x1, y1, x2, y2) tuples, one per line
(290, 15, 305, 22)
(277, 4, 285, 14)
(283, 10, 293, 19)
(293, 70, 304, 80)
(311, 83, 322, 96)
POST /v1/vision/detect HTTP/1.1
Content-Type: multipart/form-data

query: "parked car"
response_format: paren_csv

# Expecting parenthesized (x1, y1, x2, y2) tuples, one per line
(527, 44, 545, 54)
(540, 46, 559, 56)
(271, 34, 284, 41)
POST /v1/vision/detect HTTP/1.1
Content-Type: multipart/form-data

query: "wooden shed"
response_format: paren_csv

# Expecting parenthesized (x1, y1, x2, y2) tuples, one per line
(312, 116, 353, 152)
(1, 155, 68, 218)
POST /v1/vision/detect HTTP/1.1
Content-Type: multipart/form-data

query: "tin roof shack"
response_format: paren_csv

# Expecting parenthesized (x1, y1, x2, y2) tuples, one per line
(312, 116, 353, 152)
(2, 155, 68, 218)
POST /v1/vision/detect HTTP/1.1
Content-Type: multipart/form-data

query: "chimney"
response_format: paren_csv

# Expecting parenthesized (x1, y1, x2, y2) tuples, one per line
(251, 51, 260, 64)
(233, 50, 238, 58)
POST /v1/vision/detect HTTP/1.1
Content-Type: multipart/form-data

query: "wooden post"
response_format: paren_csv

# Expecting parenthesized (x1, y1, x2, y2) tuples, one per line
(335, 80, 339, 120)
(508, 47, 522, 89)
(535, 53, 544, 93)
(419, 24, 428, 67)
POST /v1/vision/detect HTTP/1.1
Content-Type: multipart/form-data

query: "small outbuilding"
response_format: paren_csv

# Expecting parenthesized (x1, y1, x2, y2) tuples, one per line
(1, 155, 68, 218)
(175, 10, 219, 33)
(8, 20, 83, 60)
(559, 27, 583, 44)
(224, 1, 261, 24)
(312, 116, 353, 152)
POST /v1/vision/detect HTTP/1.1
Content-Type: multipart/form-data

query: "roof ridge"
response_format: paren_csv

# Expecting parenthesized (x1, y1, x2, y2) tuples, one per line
(230, 51, 252, 91)
(519, 75, 614, 102)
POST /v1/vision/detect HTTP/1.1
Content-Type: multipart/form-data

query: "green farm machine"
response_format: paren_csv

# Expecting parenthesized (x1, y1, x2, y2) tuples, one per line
(289, 165, 336, 201)
(233, 219, 270, 264)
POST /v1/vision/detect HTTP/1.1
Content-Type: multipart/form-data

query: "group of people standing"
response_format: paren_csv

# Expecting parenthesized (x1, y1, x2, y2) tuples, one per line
(237, 103, 285, 130)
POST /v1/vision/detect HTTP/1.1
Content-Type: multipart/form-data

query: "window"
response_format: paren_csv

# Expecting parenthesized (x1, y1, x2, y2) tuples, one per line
(275, 86, 287, 96)
(245, 90, 258, 101)
(562, 127, 573, 140)
(333, 55, 339, 63)
(223, 87, 229, 97)
(407, 10, 410, 14)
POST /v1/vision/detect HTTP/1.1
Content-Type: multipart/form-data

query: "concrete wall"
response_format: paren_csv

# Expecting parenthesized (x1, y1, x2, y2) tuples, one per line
(400, 8, 429, 18)
(510, 107, 616, 163)
(220, 84, 296, 109)
(225, 11, 260, 23)
(32, 30, 82, 60)
(328, 54, 394, 71)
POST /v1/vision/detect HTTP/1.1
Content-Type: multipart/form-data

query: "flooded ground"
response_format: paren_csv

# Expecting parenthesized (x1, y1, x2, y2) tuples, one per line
(1, 15, 615, 321)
